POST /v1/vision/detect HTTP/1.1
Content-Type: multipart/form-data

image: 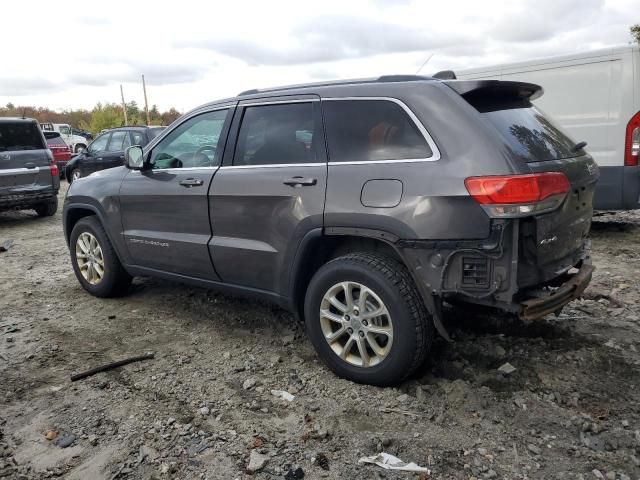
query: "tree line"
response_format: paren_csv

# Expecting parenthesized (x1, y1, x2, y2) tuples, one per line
(0, 102, 182, 134)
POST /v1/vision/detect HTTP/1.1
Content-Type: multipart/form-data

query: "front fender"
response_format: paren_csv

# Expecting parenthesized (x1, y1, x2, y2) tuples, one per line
(63, 167, 130, 264)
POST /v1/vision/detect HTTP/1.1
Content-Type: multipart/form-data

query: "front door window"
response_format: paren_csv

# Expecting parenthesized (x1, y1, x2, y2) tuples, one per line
(150, 110, 229, 169)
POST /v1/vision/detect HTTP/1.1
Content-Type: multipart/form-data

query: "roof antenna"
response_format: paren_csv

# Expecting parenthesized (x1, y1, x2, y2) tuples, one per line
(415, 53, 434, 74)
(22, 108, 26, 119)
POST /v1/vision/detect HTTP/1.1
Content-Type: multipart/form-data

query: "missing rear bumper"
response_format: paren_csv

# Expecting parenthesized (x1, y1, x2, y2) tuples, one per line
(518, 262, 594, 321)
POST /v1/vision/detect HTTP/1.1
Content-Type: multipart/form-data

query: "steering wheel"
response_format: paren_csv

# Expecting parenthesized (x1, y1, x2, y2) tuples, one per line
(192, 146, 217, 167)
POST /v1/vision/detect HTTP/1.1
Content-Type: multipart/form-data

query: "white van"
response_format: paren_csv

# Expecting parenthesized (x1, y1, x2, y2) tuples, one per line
(456, 45, 640, 210)
(40, 122, 88, 154)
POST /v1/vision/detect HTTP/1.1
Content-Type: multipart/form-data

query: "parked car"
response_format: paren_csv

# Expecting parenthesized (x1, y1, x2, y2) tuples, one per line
(65, 126, 165, 183)
(71, 127, 93, 142)
(457, 45, 640, 210)
(1, 117, 59, 216)
(44, 131, 71, 176)
(40, 122, 89, 153)
(63, 76, 598, 386)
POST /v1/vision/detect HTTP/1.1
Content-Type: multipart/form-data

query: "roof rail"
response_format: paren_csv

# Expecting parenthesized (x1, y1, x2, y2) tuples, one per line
(376, 74, 431, 82)
(237, 75, 434, 96)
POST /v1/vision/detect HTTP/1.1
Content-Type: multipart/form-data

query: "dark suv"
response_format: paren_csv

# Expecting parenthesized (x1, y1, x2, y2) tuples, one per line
(63, 76, 598, 385)
(0, 118, 60, 216)
(65, 126, 165, 183)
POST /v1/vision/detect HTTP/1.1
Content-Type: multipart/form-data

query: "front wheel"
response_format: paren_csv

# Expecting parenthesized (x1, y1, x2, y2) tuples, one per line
(304, 252, 433, 386)
(69, 168, 82, 183)
(70, 216, 132, 297)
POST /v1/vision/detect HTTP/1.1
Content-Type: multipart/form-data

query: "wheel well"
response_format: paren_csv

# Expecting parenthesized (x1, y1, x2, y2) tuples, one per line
(292, 234, 403, 320)
(65, 208, 95, 243)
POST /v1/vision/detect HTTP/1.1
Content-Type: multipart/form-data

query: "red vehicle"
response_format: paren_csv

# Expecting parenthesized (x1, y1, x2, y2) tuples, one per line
(44, 131, 71, 176)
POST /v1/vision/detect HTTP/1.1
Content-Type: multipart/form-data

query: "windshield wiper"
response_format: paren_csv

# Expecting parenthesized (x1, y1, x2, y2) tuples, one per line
(571, 141, 587, 152)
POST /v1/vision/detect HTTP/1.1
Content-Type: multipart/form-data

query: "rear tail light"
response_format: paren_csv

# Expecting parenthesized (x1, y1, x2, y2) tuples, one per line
(46, 149, 59, 176)
(465, 172, 570, 217)
(625, 111, 640, 167)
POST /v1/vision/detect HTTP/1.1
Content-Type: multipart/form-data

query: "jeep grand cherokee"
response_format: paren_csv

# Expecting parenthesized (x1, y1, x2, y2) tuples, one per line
(63, 76, 598, 386)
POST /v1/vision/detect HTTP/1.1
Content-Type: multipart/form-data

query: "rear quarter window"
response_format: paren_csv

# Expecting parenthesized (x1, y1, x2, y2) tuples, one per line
(0, 122, 45, 151)
(322, 99, 432, 163)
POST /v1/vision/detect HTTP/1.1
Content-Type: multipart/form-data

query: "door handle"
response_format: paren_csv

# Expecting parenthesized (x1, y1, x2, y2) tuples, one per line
(179, 178, 204, 187)
(283, 176, 317, 187)
(24, 162, 36, 169)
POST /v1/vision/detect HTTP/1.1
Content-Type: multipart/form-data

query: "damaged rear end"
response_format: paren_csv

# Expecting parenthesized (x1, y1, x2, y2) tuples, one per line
(407, 80, 599, 320)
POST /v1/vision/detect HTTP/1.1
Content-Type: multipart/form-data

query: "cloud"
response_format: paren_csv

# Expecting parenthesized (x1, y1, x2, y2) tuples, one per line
(180, 15, 472, 66)
(490, 0, 605, 42)
(75, 15, 111, 26)
(67, 61, 209, 88)
(0, 77, 61, 96)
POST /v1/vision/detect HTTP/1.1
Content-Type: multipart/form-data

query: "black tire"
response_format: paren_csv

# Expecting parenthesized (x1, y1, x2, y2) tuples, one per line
(70, 216, 132, 297)
(304, 252, 433, 386)
(34, 197, 58, 217)
(68, 168, 81, 183)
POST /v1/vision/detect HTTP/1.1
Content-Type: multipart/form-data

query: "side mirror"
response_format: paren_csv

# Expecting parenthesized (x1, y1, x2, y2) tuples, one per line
(125, 146, 145, 169)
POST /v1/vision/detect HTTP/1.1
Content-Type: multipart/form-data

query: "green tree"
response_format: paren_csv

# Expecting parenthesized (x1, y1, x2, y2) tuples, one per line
(89, 103, 124, 133)
(631, 24, 640, 44)
(148, 104, 162, 125)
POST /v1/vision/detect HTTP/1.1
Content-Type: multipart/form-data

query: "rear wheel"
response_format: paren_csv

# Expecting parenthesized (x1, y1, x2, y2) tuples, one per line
(34, 197, 58, 217)
(304, 252, 433, 386)
(70, 216, 132, 297)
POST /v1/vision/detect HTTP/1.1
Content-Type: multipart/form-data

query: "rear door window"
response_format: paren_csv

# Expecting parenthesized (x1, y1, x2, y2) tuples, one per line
(131, 131, 145, 146)
(322, 99, 432, 163)
(0, 122, 45, 151)
(106, 131, 128, 152)
(466, 96, 579, 162)
(234, 102, 317, 166)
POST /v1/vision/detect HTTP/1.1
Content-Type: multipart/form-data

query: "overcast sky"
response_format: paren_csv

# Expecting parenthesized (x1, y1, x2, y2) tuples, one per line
(1, 0, 636, 113)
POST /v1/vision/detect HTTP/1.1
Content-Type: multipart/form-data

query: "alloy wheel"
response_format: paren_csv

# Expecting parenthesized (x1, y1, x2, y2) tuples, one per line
(319, 281, 393, 368)
(75, 232, 105, 285)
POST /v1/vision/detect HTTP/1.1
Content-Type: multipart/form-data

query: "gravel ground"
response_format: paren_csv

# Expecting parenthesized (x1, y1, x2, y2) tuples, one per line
(1, 184, 640, 480)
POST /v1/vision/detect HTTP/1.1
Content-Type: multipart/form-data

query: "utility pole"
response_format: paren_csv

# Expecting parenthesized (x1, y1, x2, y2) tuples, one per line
(142, 74, 151, 126)
(120, 84, 128, 126)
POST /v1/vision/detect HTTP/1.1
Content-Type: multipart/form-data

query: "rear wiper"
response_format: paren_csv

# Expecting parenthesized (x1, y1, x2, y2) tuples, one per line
(572, 141, 587, 152)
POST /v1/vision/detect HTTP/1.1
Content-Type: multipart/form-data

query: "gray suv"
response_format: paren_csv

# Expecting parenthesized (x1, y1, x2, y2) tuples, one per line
(63, 76, 598, 386)
(1, 118, 60, 216)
